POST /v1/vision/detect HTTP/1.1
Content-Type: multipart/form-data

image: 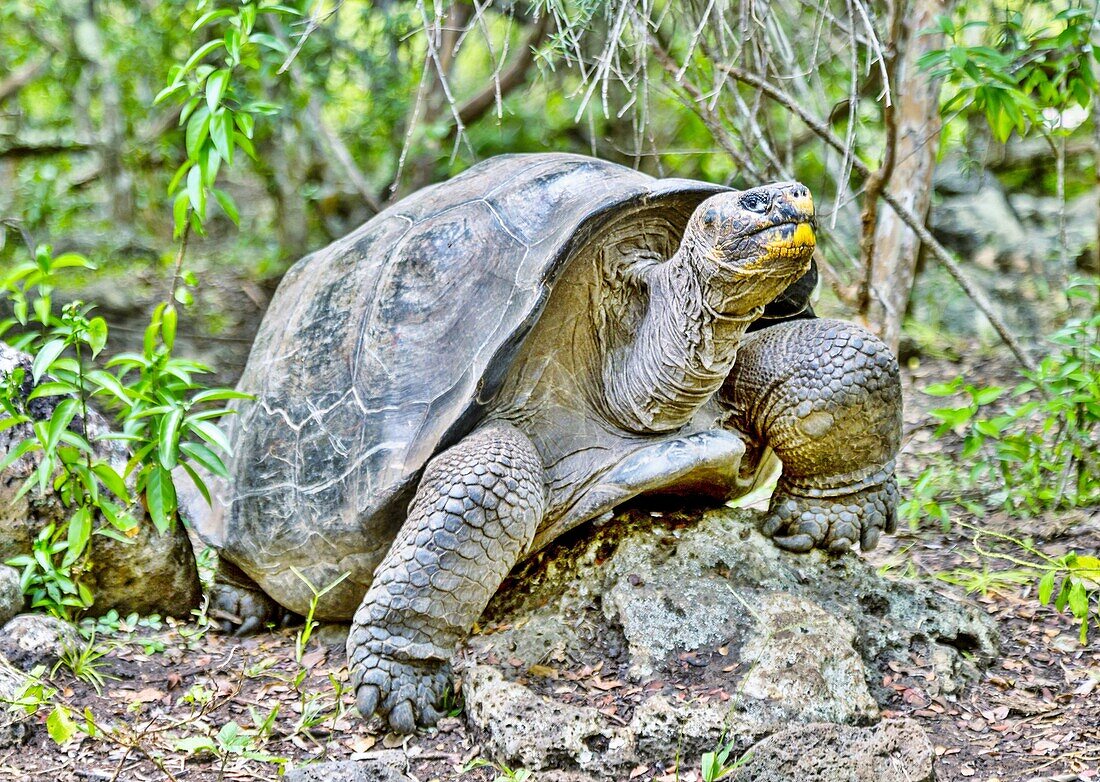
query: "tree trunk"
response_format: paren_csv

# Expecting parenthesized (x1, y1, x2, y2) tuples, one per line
(862, 0, 957, 352)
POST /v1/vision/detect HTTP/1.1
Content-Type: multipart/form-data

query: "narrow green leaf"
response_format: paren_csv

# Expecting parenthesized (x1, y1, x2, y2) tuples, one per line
(210, 109, 233, 165)
(1038, 571, 1056, 605)
(87, 317, 108, 357)
(65, 506, 92, 563)
(175, 39, 226, 83)
(46, 398, 79, 451)
(47, 707, 78, 745)
(206, 68, 230, 112)
(92, 462, 130, 503)
(144, 466, 177, 533)
(187, 166, 207, 220)
(159, 408, 183, 470)
(212, 189, 239, 226)
(162, 305, 178, 351)
(32, 339, 67, 383)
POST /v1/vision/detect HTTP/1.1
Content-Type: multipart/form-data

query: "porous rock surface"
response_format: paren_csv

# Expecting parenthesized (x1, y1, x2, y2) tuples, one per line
(727, 719, 935, 782)
(0, 613, 81, 670)
(460, 506, 997, 778)
(0, 343, 200, 617)
(0, 566, 23, 626)
(283, 757, 413, 782)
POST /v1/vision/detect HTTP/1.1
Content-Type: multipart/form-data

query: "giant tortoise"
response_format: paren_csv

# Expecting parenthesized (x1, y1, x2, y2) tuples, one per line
(196, 153, 902, 733)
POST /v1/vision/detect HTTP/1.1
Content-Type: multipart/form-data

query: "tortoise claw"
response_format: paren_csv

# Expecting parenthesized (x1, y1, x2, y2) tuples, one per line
(762, 475, 899, 555)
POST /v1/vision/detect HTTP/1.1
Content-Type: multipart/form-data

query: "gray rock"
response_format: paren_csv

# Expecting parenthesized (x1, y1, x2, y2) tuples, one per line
(0, 614, 81, 670)
(463, 665, 632, 774)
(283, 758, 413, 782)
(0, 655, 33, 747)
(0, 343, 201, 617)
(461, 507, 996, 777)
(736, 593, 878, 725)
(729, 719, 935, 782)
(0, 567, 24, 626)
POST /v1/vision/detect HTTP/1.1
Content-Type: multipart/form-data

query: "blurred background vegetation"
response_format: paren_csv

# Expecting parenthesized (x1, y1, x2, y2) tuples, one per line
(2, 0, 1097, 364)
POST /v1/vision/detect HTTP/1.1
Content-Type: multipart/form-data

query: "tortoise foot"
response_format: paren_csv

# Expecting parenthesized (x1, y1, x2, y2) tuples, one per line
(209, 561, 286, 635)
(762, 474, 899, 554)
(349, 639, 450, 733)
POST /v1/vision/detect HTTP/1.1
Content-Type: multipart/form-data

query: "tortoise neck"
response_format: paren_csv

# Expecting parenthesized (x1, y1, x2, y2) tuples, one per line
(603, 249, 760, 434)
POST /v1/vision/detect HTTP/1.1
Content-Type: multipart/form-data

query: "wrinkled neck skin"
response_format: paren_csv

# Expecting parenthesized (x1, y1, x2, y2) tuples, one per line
(603, 246, 762, 434)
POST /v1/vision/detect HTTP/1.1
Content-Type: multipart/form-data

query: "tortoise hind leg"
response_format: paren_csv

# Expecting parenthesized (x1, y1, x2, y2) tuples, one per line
(720, 318, 902, 553)
(210, 559, 287, 635)
(349, 422, 545, 734)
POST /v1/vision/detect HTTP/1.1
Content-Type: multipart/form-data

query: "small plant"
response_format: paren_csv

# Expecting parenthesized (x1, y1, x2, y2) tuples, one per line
(701, 736, 749, 782)
(964, 523, 1099, 644)
(462, 758, 534, 782)
(1, 247, 248, 620)
(52, 633, 118, 695)
(174, 720, 288, 773)
(910, 279, 1098, 525)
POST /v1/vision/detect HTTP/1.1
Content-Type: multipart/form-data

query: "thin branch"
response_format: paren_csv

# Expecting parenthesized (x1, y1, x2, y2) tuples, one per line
(454, 13, 550, 128)
(0, 139, 93, 159)
(722, 63, 1038, 373)
(0, 55, 49, 103)
(269, 20, 383, 214)
(856, 0, 902, 311)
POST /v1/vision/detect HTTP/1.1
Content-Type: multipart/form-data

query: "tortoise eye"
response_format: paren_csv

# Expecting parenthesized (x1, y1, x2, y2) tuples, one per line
(740, 191, 770, 213)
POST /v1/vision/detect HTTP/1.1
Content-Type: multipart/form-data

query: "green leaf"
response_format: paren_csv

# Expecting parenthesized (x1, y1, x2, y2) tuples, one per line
(175, 39, 226, 84)
(180, 441, 228, 478)
(191, 7, 234, 31)
(233, 111, 254, 139)
(187, 419, 233, 455)
(210, 109, 234, 165)
(173, 191, 190, 239)
(153, 81, 188, 106)
(206, 68, 230, 113)
(180, 460, 212, 505)
(87, 317, 108, 358)
(46, 398, 79, 451)
(144, 465, 177, 533)
(28, 382, 77, 400)
(159, 408, 184, 470)
(47, 707, 78, 744)
(212, 189, 240, 226)
(1068, 581, 1088, 619)
(185, 106, 212, 160)
(971, 386, 1006, 406)
(162, 305, 178, 351)
(66, 506, 92, 563)
(187, 166, 207, 220)
(923, 381, 960, 397)
(32, 339, 67, 383)
(1038, 571, 1056, 605)
(0, 439, 38, 474)
(92, 462, 130, 503)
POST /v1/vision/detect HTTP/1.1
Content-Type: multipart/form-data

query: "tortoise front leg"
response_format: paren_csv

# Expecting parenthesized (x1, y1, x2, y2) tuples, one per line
(720, 318, 902, 553)
(348, 423, 545, 734)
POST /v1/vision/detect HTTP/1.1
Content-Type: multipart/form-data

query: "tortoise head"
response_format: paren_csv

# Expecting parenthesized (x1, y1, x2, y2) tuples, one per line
(682, 182, 816, 317)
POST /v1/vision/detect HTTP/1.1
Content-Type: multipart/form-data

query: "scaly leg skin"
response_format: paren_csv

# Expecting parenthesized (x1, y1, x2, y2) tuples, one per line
(721, 318, 902, 554)
(210, 559, 287, 635)
(348, 423, 546, 734)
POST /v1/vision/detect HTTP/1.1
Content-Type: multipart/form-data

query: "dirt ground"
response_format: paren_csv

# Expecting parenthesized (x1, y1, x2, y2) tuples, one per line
(1, 355, 1097, 782)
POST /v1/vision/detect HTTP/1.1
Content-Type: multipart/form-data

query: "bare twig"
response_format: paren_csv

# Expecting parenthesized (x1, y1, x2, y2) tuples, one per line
(856, 0, 902, 311)
(454, 14, 550, 128)
(0, 55, 49, 103)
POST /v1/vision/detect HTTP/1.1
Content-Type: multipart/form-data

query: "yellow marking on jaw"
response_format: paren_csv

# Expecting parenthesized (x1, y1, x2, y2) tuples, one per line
(788, 193, 815, 217)
(763, 222, 816, 254)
